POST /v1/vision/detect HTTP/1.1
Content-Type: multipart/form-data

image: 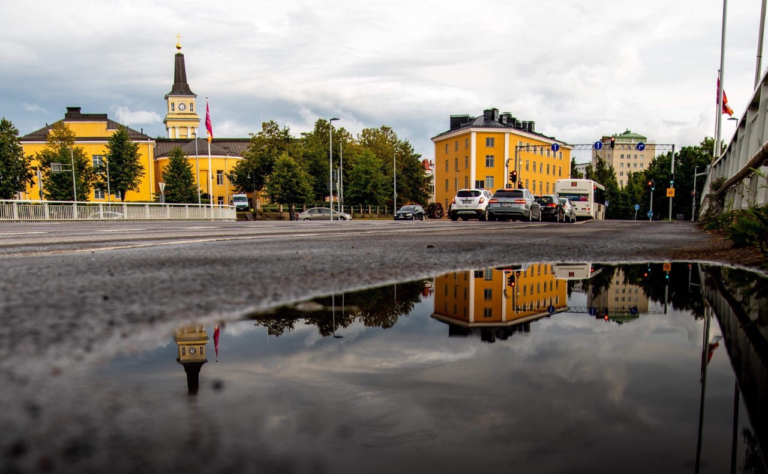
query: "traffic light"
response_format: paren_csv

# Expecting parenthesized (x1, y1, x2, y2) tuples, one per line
(515, 271, 521, 277)
(609, 137, 615, 149)
(507, 275, 515, 287)
(647, 180, 655, 191)
(518, 181, 523, 188)
(510, 170, 517, 183)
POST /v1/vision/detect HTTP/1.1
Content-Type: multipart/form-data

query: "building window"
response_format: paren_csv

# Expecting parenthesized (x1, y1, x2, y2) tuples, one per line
(484, 308, 493, 318)
(190, 103, 194, 112)
(217, 170, 224, 185)
(464, 176, 468, 188)
(455, 158, 459, 171)
(455, 177, 458, 190)
(532, 181, 536, 192)
(540, 163, 543, 173)
(465, 156, 469, 169)
(525, 179, 529, 189)
(533, 161, 536, 173)
(558, 167, 562, 177)
(445, 179, 449, 191)
(620, 163, 624, 168)
(445, 160, 449, 172)
(546, 164, 550, 175)
(92, 155, 104, 168)
(94, 188, 105, 200)
(634, 163, 637, 168)
(484, 269, 493, 280)
(455, 141, 458, 151)
(475, 180, 484, 189)
(539, 181, 543, 192)
(474, 270, 483, 278)
(465, 138, 469, 149)
(484, 289, 493, 300)
(486, 137, 495, 147)
(485, 176, 494, 189)
(526, 160, 530, 171)
(218, 196, 224, 205)
(620, 171, 624, 176)
(559, 151, 563, 160)
(445, 144, 448, 154)
(546, 182, 550, 193)
(485, 155, 494, 167)
(171, 102, 175, 112)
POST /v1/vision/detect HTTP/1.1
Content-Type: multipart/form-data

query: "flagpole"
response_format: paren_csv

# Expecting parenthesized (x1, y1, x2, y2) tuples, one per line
(715, 0, 728, 159)
(714, 70, 721, 156)
(206, 97, 213, 211)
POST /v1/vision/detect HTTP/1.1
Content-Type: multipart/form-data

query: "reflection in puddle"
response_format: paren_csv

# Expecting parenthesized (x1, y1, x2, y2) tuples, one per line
(37, 263, 768, 472)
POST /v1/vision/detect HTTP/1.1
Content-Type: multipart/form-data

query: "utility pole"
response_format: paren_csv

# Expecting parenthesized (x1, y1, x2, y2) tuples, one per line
(668, 144, 675, 221)
(756, 0, 767, 88)
(715, 0, 728, 159)
(393, 150, 397, 215)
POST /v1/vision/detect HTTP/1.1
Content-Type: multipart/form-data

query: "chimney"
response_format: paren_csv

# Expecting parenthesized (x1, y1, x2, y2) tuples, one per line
(528, 121, 535, 133)
(492, 108, 499, 121)
(65, 107, 82, 120)
(483, 109, 494, 120)
(500, 112, 512, 125)
(450, 115, 470, 130)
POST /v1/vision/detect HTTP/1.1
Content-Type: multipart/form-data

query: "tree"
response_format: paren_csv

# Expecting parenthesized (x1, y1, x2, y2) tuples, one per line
(36, 122, 95, 201)
(162, 147, 198, 203)
(264, 153, 313, 218)
(570, 158, 584, 179)
(229, 121, 295, 195)
(100, 127, 144, 201)
(0, 118, 34, 199)
(345, 150, 389, 206)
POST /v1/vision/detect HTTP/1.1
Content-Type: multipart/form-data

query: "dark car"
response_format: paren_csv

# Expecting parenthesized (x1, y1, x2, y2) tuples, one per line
(486, 189, 541, 221)
(394, 205, 425, 221)
(559, 198, 577, 223)
(534, 195, 564, 222)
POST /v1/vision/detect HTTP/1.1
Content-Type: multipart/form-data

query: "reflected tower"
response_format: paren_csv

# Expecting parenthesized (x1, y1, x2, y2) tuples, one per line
(174, 326, 209, 395)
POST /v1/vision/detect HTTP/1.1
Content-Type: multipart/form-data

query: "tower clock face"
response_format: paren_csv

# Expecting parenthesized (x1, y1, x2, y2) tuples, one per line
(178, 103, 187, 111)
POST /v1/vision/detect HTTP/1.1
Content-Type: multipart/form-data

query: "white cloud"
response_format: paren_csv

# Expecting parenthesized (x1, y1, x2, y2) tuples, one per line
(114, 107, 161, 126)
(22, 103, 47, 113)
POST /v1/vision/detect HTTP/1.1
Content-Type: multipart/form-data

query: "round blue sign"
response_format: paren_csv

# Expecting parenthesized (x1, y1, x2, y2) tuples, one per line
(634, 204, 640, 210)
(594, 141, 603, 150)
(551, 144, 560, 153)
(630, 306, 639, 315)
(636, 142, 646, 151)
(647, 210, 654, 219)
(548, 305, 555, 314)
(588, 307, 598, 316)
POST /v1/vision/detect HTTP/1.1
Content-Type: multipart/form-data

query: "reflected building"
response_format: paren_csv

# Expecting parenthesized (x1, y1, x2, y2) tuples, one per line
(174, 326, 209, 395)
(588, 267, 649, 317)
(432, 264, 567, 342)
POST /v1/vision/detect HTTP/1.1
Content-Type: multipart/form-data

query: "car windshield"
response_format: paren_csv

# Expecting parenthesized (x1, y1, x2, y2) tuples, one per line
(535, 196, 556, 204)
(457, 190, 481, 198)
(233, 196, 248, 202)
(399, 206, 417, 211)
(493, 190, 524, 198)
(559, 198, 569, 205)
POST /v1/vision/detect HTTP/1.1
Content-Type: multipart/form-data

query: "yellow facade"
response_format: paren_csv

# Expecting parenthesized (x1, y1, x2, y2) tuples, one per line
(432, 109, 571, 212)
(155, 153, 242, 205)
(432, 264, 567, 328)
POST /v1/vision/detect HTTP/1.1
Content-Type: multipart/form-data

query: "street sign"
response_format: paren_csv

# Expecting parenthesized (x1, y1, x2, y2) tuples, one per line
(630, 306, 639, 315)
(634, 204, 640, 211)
(647, 211, 654, 219)
(548, 305, 555, 314)
(636, 142, 646, 151)
(594, 141, 603, 150)
(551, 143, 560, 153)
(663, 262, 672, 272)
(605, 201, 609, 207)
(159, 182, 166, 192)
(588, 307, 598, 316)
(666, 188, 675, 197)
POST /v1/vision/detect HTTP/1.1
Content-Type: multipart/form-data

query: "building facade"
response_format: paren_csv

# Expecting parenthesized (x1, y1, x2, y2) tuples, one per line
(431, 108, 572, 211)
(591, 130, 652, 187)
(19, 42, 246, 205)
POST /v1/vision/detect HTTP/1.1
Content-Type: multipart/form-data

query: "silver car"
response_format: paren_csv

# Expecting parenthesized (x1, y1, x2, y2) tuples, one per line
(297, 207, 352, 221)
(486, 188, 541, 221)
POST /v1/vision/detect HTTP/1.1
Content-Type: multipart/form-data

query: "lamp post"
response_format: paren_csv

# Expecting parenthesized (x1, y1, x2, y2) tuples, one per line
(248, 172, 257, 216)
(329, 117, 340, 221)
(393, 150, 397, 215)
(193, 130, 201, 205)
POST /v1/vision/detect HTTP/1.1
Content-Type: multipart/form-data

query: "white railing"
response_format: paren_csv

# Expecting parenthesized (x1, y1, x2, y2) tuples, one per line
(0, 200, 236, 221)
(701, 68, 768, 212)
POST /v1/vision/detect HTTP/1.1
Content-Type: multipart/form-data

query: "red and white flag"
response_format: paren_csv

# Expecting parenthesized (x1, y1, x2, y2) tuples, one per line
(213, 325, 220, 362)
(716, 79, 734, 116)
(205, 101, 214, 143)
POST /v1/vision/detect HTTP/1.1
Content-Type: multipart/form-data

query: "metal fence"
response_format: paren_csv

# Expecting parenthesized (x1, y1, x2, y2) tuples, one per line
(0, 200, 236, 221)
(701, 69, 768, 212)
(257, 203, 393, 215)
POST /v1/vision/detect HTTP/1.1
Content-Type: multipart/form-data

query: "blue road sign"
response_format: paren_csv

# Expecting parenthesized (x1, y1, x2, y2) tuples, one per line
(605, 200, 609, 207)
(551, 143, 560, 153)
(588, 307, 598, 316)
(630, 306, 639, 315)
(634, 204, 640, 211)
(594, 141, 603, 150)
(636, 142, 646, 151)
(548, 305, 555, 314)
(647, 210, 654, 219)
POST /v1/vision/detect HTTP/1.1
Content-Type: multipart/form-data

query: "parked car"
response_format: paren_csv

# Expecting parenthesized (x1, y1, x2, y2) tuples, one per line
(449, 189, 492, 221)
(534, 195, 564, 222)
(232, 194, 250, 211)
(558, 198, 577, 223)
(394, 205, 425, 221)
(486, 188, 541, 221)
(297, 207, 352, 221)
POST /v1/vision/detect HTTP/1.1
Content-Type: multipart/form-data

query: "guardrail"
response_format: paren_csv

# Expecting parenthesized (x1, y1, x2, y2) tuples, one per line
(701, 69, 768, 212)
(0, 200, 236, 221)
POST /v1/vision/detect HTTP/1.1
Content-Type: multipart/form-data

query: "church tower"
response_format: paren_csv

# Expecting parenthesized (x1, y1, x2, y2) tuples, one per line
(174, 326, 209, 395)
(164, 36, 199, 139)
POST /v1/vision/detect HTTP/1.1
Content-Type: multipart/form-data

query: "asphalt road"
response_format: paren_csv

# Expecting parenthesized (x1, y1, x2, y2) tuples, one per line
(0, 218, 722, 473)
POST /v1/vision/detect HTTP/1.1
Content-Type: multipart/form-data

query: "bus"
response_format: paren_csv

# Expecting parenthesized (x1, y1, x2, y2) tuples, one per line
(554, 179, 606, 220)
(552, 263, 603, 281)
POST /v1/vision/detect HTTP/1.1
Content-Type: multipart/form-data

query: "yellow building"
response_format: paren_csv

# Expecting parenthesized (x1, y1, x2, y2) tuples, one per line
(174, 326, 209, 395)
(19, 42, 245, 205)
(588, 268, 650, 315)
(431, 263, 567, 340)
(431, 109, 572, 212)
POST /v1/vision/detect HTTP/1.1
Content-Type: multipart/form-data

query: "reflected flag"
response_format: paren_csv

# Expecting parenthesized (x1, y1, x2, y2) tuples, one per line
(205, 100, 214, 143)
(214, 325, 220, 362)
(716, 79, 734, 116)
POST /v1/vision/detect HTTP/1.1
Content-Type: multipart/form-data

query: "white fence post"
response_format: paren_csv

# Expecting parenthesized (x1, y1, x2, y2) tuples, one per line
(43, 202, 49, 220)
(12, 202, 18, 220)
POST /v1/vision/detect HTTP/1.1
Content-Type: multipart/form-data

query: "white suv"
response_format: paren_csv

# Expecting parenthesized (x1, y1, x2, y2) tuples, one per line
(449, 189, 492, 221)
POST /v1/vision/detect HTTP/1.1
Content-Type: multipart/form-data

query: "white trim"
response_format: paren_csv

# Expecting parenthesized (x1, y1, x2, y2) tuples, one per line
(21, 139, 156, 145)
(432, 127, 571, 148)
(155, 156, 243, 162)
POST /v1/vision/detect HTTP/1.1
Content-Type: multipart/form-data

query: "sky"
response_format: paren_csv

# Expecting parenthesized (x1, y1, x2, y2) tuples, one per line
(0, 0, 764, 163)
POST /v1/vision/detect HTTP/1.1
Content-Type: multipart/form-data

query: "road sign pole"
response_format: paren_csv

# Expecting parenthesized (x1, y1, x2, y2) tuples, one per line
(649, 190, 653, 221)
(668, 144, 675, 221)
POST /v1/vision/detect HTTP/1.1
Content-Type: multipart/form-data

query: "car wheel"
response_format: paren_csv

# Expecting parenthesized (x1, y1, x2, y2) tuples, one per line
(461, 217, 469, 221)
(479, 212, 487, 222)
(450, 214, 458, 221)
(487, 212, 496, 221)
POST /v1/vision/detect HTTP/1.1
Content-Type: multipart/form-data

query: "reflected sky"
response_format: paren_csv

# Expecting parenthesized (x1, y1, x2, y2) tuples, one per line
(83, 263, 765, 474)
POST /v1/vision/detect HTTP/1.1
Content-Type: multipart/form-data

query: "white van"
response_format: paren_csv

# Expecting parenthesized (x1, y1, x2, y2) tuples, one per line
(232, 194, 250, 211)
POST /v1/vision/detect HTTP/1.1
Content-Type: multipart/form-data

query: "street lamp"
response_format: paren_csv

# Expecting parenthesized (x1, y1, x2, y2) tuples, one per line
(329, 117, 340, 221)
(68, 147, 77, 205)
(248, 172, 256, 216)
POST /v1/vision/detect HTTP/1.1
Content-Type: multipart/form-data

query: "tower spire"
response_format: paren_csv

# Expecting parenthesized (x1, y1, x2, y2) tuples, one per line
(176, 33, 182, 51)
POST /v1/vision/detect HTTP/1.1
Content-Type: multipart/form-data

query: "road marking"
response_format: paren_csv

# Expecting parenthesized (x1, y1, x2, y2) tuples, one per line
(97, 228, 146, 232)
(0, 231, 48, 236)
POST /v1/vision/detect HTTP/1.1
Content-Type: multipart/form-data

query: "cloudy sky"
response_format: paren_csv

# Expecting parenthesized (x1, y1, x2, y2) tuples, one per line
(0, 0, 764, 162)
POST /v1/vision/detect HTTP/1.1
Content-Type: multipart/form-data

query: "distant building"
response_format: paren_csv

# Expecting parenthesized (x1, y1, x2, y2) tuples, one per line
(591, 130, 652, 187)
(574, 162, 589, 177)
(431, 108, 571, 211)
(421, 159, 435, 203)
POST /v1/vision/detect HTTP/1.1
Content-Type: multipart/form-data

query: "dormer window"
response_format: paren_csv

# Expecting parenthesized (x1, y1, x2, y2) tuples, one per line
(190, 103, 194, 112)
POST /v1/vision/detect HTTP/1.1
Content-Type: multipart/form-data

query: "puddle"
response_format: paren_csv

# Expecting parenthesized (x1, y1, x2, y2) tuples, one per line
(5, 263, 768, 473)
